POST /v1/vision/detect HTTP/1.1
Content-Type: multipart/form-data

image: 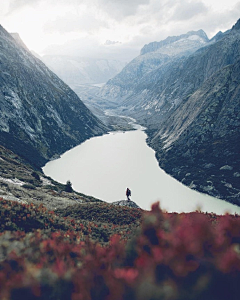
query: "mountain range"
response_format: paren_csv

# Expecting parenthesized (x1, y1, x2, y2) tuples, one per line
(1, 19, 239, 206)
(99, 29, 210, 105)
(0, 25, 107, 168)
(42, 55, 126, 87)
(99, 19, 240, 205)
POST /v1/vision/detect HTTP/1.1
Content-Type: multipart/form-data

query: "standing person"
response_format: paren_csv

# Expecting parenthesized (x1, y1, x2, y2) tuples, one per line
(126, 188, 131, 201)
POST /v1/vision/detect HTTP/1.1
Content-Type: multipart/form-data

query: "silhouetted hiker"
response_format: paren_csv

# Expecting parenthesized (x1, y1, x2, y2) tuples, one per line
(126, 188, 131, 201)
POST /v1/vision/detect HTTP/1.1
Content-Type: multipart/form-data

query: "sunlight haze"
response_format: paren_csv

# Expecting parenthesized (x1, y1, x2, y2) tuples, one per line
(1, 0, 239, 61)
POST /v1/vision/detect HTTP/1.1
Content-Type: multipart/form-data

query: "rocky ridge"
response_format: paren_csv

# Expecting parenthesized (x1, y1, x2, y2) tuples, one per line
(112, 200, 140, 208)
(140, 30, 209, 55)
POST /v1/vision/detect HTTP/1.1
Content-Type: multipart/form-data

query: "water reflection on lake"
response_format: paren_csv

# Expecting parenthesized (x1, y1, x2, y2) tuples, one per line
(43, 129, 240, 214)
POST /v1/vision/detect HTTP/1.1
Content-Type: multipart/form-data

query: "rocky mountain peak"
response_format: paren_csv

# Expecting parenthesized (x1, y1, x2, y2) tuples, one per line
(232, 18, 240, 31)
(0, 25, 15, 43)
(0, 24, 8, 35)
(140, 29, 209, 55)
(184, 29, 209, 42)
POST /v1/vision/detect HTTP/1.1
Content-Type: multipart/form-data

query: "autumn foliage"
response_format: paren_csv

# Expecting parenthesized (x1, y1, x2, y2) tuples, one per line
(1, 198, 240, 299)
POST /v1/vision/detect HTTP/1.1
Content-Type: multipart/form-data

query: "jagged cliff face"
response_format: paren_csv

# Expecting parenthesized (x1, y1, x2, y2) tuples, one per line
(0, 25, 107, 167)
(100, 19, 240, 204)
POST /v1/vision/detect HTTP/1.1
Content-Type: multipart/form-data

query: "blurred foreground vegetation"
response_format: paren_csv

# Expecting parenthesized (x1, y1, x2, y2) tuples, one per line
(1, 198, 240, 299)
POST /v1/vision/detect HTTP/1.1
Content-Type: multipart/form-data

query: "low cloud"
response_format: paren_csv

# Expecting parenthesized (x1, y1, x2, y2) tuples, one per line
(8, 0, 41, 11)
(43, 35, 139, 62)
(7, 0, 150, 18)
(170, 1, 208, 21)
(97, 0, 150, 20)
(43, 12, 108, 34)
(104, 40, 122, 46)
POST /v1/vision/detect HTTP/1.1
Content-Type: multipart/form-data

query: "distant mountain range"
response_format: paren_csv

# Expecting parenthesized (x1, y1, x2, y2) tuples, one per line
(42, 55, 126, 86)
(99, 19, 240, 205)
(0, 25, 107, 168)
(99, 29, 210, 104)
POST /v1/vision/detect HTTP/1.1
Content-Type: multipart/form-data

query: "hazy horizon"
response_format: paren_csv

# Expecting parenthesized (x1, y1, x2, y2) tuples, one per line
(1, 0, 240, 62)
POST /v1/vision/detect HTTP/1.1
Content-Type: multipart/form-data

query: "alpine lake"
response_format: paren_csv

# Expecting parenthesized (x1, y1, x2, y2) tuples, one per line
(43, 124, 240, 214)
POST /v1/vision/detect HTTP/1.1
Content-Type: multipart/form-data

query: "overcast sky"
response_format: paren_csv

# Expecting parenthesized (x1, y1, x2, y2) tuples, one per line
(1, 0, 240, 61)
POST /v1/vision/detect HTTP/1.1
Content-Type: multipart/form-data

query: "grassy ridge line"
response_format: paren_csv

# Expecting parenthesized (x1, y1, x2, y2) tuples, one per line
(0, 198, 142, 243)
(56, 202, 143, 225)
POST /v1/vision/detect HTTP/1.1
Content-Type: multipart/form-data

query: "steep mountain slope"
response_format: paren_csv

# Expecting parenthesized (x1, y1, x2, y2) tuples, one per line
(145, 20, 240, 204)
(0, 25, 107, 167)
(42, 55, 125, 86)
(149, 58, 240, 204)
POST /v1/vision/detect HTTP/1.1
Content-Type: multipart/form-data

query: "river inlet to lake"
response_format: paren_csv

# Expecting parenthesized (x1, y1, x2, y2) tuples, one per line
(43, 128, 240, 214)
